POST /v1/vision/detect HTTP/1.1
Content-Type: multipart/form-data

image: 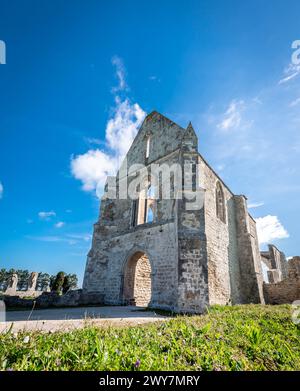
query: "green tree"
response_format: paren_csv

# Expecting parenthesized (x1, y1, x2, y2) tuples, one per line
(62, 275, 70, 294)
(51, 271, 65, 293)
(67, 273, 78, 290)
(0, 268, 8, 291)
(62, 273, 78, 293)
(37, 272, 51, 291)
(17, 269, 29, 291)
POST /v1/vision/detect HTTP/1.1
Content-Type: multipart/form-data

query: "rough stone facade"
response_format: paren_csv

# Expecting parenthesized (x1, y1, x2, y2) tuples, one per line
(3, 271, 47, 298)
(83, 111, 267, 313)
(263, 257, 300, 304)
(261, 244, 288, 283)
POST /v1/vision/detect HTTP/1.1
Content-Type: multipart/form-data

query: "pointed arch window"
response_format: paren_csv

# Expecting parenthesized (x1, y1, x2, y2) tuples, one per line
(216, 181, 226, 223)
(131, 178, 156, 227)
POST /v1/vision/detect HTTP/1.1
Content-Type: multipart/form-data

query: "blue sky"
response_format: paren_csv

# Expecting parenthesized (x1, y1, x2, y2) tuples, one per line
(0, 0, 299, 286)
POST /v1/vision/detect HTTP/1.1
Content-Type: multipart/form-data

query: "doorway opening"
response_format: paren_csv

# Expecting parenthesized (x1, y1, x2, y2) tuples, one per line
(123, 251, 152, 306)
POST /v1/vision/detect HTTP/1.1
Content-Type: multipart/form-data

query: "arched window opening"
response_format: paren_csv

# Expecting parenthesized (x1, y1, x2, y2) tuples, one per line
(145, 182, 156, 224)
(147, 184, 156, 198)
(216, 181, 226, 223)
(131, 179, 156, 226)
(146, 204, 154, 223)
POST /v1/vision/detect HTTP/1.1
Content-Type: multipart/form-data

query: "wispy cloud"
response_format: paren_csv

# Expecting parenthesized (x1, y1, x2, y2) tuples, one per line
(255, 215, 289, 245)
(149, 75, 160, 82)
(27, 232, 92, 245)
(0, 181, 3, 199)
(217, 100, 245, 131)
(84, 137, 103, 146)
(279, 63, 300, 84)
(216, 164, 225, 172)
(71, 56, 146, 194)
(111, 55, 128, 93)
(248, 201, 264, 209)
(27, 235, 67, 243)
(55, 221, 65, 228)
(252, 97, 262, 105)
(38, 211, 56, 220)
(66, 233, 92, 242)
(289, 97, 300, 107)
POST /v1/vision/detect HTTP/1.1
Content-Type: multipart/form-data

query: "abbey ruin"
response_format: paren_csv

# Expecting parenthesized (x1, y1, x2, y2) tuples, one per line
(82, 111, 300, 313)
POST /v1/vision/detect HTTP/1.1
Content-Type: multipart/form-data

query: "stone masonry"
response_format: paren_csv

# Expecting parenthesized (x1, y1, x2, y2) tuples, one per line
(263, 257, 300, 304)
(81, 111, 270, 313)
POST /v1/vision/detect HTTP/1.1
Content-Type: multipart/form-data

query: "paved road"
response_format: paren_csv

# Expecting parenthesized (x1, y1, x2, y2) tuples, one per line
(0, 306, 167, 333)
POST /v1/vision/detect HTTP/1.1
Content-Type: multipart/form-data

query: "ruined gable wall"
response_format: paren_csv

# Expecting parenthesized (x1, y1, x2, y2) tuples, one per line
(125, 112, 185, 168)
(83, 113, 183, 309)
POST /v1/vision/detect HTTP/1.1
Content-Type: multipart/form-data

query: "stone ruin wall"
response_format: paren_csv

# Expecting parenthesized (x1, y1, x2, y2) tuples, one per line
(198, 155, 264, 305)
(264, 257, 300, 304)
(198, 155, 237, 305)
(2, 271, 49, 298)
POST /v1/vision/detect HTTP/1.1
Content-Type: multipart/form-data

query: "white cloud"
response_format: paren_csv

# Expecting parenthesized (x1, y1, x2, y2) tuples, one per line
(290, 97, 300, 107)
(248, 201, 264, 209)
(85, 137, 103, 146)
(217, 100, 245, 131)
(30, 235, 62, 242)
(27, 232, 91, 245)
(216, 164, 225, 171)
(255, 215, 289, 245)
(55, 221, 65, 228)
(252, 97, 262, 105)
(71, 56, 146, 194)
(111, 55, 127, 92)
(66, 233, 92, 242)
(106, 97, 146, 158)
(0, 182, 3, 199)
(71, 149, 118, 191)
(38, 211, 56, 220)
(279, 63, 300, 84)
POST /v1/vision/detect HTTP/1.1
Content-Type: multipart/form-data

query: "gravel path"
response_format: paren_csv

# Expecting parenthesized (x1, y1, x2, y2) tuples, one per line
(0, 306, 167, 333)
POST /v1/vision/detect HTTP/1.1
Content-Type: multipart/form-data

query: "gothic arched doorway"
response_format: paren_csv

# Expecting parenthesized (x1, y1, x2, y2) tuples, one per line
(123, 251, 152, 306)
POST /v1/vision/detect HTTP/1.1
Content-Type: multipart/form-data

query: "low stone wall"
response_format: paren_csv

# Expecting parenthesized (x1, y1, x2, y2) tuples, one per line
(4, 290, 44, 299)
(263, 256, 300, 304)
(2, 290, 104, 309)
(263, 278, 300, 304)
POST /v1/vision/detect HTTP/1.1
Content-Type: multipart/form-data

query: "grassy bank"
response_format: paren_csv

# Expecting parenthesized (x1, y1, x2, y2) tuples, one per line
(0, 304, 299, 370)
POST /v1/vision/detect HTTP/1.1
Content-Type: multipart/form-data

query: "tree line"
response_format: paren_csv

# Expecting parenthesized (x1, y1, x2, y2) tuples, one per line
(0, 269, 78, 294)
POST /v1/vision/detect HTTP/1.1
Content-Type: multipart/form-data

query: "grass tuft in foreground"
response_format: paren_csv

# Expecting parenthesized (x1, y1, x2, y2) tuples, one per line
(0, 304, 299, 370)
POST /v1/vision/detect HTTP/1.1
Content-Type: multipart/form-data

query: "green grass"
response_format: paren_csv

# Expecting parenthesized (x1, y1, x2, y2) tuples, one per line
(1, 304, 299, 370)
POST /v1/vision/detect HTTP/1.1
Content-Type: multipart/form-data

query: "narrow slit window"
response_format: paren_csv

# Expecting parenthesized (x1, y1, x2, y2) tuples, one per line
(146, 136, 151, 159)
(131, 199, 138, 227)
(216, 181, 226, 223)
